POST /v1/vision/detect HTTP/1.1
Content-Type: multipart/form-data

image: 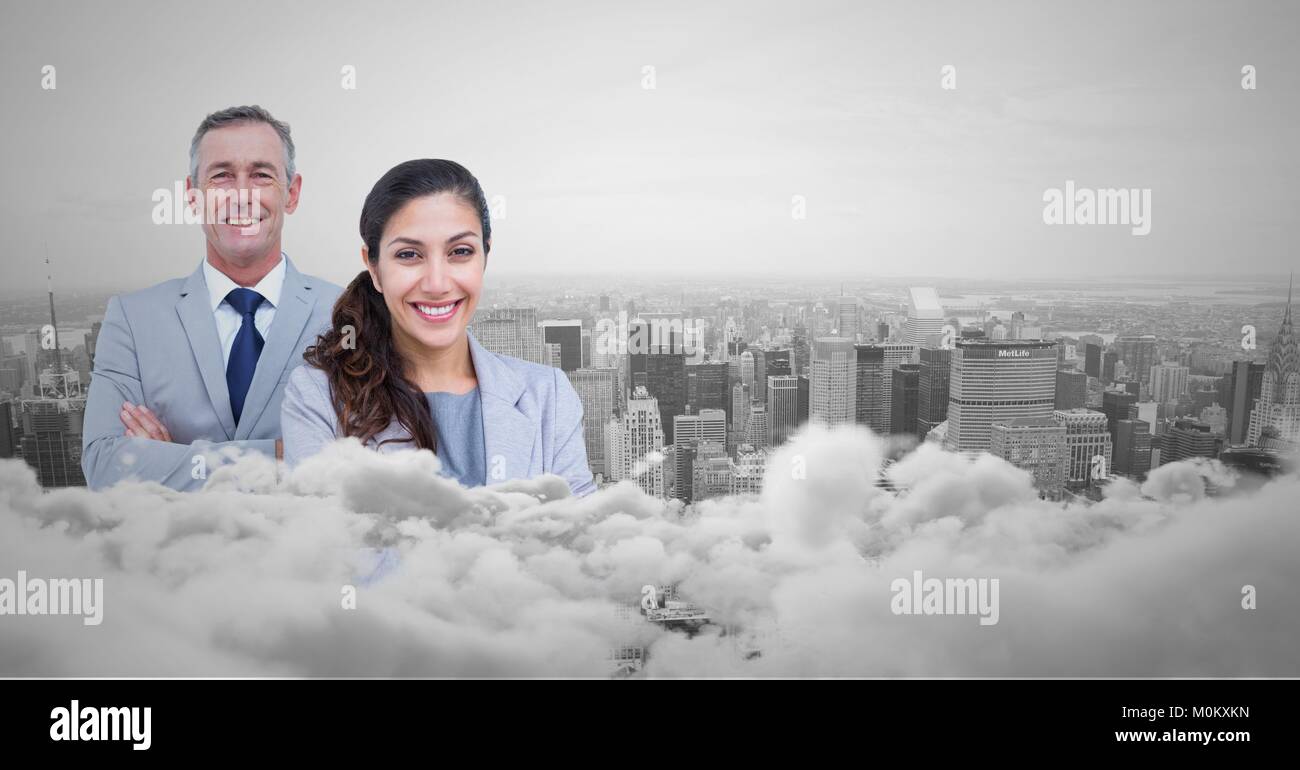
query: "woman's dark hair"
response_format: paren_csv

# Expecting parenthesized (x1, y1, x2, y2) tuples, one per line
(303, 159, 491, 451)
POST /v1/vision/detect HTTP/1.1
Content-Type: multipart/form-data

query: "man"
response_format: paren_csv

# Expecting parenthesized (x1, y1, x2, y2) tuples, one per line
(82, 105, 341, 491)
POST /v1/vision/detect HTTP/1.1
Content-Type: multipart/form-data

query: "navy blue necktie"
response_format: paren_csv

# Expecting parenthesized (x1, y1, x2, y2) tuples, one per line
(225, 288, 265, 424)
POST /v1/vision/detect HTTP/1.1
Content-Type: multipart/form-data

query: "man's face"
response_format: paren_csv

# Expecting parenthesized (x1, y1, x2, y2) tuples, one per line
(188, 122, 301, 266)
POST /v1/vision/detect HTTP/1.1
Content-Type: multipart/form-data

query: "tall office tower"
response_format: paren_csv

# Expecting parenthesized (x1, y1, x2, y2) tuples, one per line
(733, 445, 766, 495)
(766, 374, 799, 447)
(1112, 418, 1153, 479)
(854, 343, 914, 435)
(544, 343, 563, 369)
(764, 348, 791, 383)
(569, 368, 619, 477)
(1102, 388, 1139, 439)
(1226, 360, 1265, 445)
(23, 331, 40, 395)
(471, 307, 546, 364)
(1245, 282, 1299, 449)
(20, 397, 87, 487)
(1163, 419, 1224, 465)
(603, 415, 623, 485)
(811, 337, 856, 426)
(672, 409, 727, 502)
(580, 327, 592, 369)
(835, 296, 860, 339)
(1149, 361, 1189, 407)
(902, 287, 946, 348)
(1102, 350, 1118, 384)
(686, 362, 729, 415)
(944, 340, 1058, 453)
(876, 322, 891, 343)
(1054, 369, 1088, 410)
(797, 375, 810, 425)
(539, 319, 583, 372)
(692, 441, 733, 501)
(890, 364, 921, 436)
(1052, 409, 1113, 488)
(990, 418, 1067, 498)
(791, 328, 810, 376)
(744, 402, 769, 449)
(613, 386, 666, 498)
(916, 347, 951, 440)
(673, 408, 727, 446)
(730, 381, 750, 447)
(1117, 335, 1158, 387)
(642, 325, 687, 445)
(740, 350, 755, 393)
(749, 348, 767, 404)
(1084, 343, 1102, 379)
(0, 399, 14, 459)
(85, 321, 102, 370)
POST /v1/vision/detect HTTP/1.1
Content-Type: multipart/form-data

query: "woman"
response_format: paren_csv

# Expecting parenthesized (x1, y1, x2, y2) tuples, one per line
(281, 159, 596, 497)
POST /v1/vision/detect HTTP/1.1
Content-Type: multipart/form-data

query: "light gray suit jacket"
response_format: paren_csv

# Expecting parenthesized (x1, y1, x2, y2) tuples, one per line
(82, 258, 340, 491)
(280, 328, 597, 498)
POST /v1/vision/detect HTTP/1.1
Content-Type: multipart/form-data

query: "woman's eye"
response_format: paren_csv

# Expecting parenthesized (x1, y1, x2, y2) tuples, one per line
(396, 250, 420, 260)
(451, 247, 474, 258)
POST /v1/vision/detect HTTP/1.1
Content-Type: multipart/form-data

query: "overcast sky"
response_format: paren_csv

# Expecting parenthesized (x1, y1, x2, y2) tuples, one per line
(1, 0, 1296, 292)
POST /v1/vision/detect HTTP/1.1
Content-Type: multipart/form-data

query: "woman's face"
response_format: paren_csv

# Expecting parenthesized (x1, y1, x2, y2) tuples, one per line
(365, 192, 486, 356)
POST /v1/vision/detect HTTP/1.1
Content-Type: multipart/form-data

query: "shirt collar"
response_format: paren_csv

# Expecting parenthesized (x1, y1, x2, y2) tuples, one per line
(203, 254, 287, 312)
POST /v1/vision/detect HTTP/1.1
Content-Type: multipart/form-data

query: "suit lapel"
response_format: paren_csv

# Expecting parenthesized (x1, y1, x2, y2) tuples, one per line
(468, 329, 537, 481)
(235, 258, 315, 439)
(176, 264, 235, 440)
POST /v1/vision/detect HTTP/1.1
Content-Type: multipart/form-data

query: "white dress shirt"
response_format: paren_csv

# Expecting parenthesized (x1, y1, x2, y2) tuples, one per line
(203, 255, 287, 368)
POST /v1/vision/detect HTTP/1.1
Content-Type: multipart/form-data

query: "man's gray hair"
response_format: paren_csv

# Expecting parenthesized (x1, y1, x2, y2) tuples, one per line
(189, 105, 296, 184)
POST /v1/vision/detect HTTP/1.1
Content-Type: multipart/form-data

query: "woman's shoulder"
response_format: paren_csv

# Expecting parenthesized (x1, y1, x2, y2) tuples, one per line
(285, 362, 333, 402)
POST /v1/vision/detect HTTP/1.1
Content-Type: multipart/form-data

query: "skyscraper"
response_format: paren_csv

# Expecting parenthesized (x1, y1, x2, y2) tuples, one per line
(854, 343, 914, 435)
(1054, 369, 1087, 410)
(1084, 343, 1101, 379)
(470, 308, 547, 364)
(1245, 280, 1299, 449)
(1113, 418, 1152, 479)
(902, 287, 947, 348)
(1116, 335, 1158, 388)
(1149, 361, 1189, 407)
(1053, 408, 1112, 489)
(1163, 419, 1224, 465)
(811, 337, 856, 426)
(609, 386, 666, 498)
(686, 362, 729, 415)
(944, 340, 1058, 453)
(1226, 360, 1265, 446)
(990, 417, 1067, 498)
(539, 319, 583, 372)
(569, 368, 619, 478)
(766, 374, 800, 447)
(890, 363, 920, 436)
(916, 346, 951, 440)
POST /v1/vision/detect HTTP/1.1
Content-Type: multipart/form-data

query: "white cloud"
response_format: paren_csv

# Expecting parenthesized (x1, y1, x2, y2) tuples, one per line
(0, 424, 1295, 677)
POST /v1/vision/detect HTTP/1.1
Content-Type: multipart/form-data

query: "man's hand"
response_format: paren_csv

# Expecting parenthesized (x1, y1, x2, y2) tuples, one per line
(120, 403, 173, 442)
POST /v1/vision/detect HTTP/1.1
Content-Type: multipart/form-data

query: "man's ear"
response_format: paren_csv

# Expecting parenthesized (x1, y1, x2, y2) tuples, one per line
(283, 173, 303, 214)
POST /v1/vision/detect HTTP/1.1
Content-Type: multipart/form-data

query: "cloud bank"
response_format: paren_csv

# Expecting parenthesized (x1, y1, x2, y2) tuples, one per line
(1, 426, 1295, 677)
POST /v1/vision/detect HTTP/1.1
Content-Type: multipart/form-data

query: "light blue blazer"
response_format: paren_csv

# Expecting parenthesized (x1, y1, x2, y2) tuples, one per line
(81, 258, 340, 491)
(280, 328, 597, 498)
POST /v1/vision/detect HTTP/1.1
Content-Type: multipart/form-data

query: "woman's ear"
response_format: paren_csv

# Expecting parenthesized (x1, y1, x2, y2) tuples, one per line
(362, 246, 382, 293)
